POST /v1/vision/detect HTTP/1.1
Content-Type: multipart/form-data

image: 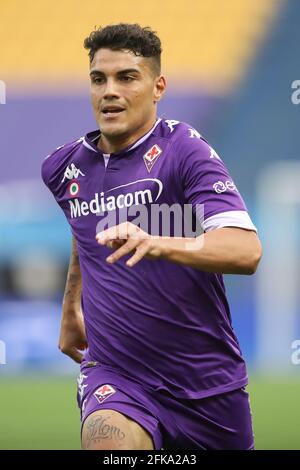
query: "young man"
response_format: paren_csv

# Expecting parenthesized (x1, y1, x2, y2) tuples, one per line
(42, 24, 262, 450)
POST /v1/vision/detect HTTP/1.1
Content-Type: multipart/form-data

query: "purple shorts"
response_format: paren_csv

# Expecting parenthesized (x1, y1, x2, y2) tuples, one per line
(77, 359, 254, 450)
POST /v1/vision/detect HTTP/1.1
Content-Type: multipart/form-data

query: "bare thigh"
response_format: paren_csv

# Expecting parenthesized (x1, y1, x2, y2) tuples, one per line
(82, 409, 155, 450)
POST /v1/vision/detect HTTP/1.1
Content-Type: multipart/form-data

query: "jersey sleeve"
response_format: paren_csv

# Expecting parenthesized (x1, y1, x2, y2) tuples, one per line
(174, 126, 257, 232)
(41, 138, 82, 195)
(41, 152, 57, 190)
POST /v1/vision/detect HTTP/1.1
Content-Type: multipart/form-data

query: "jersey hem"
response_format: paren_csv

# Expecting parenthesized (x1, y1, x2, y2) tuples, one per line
(157, 377, 249, 400)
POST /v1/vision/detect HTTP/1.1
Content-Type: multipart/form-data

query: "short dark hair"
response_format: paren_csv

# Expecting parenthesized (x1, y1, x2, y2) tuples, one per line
(84, 23, 162, 75)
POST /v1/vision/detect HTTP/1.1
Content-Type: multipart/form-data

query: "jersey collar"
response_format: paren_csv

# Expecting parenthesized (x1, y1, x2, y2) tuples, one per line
(83, 118, 162, 156)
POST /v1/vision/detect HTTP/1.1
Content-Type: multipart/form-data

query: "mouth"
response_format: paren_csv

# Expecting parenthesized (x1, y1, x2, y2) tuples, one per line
(101, 105, 125, 119)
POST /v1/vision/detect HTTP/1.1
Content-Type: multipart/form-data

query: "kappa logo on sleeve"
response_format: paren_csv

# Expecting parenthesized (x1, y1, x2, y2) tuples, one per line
(189, 127, 202, 139)
(62, 163, 85, 183)
(209, 147, 221, 160)
(143, 144, 162, 172)
(94, 384, 117, 404)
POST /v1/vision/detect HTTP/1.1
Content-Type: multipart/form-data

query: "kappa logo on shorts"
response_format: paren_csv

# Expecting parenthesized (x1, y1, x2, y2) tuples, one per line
(77, 373, 88, 401)
(94, 384, 116, 404)
(143, 144, 162, 173)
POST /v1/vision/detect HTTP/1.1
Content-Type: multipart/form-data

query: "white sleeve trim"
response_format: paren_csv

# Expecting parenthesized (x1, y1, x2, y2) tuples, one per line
(203, 211, 257, 232)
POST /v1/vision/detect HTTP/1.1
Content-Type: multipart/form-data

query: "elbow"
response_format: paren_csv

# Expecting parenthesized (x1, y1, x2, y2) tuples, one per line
(241, 240, 263, 275)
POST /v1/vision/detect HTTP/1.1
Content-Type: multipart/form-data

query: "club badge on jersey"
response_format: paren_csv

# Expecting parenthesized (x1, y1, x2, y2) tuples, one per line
(93, 384, 117, 404)
(143, 144, 162, 173)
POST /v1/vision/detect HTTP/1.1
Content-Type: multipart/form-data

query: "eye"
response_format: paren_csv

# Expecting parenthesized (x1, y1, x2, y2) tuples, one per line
(120, 76, 134, 82)
(92, 76, 105, 84)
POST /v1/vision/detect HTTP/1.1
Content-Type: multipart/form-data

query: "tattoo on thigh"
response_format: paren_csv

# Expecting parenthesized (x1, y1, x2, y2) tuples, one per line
(84, 414, 126, 448)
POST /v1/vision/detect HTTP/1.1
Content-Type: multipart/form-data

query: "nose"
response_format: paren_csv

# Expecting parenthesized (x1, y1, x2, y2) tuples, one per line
(102, 78, 120, 99)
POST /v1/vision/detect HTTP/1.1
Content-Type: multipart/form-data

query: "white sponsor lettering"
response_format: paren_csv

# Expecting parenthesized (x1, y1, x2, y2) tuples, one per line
(213, 180, 237, 194)
(69, 179, 163, 219)
(225, 180, 237, 191)
(213, 181, 226, 193)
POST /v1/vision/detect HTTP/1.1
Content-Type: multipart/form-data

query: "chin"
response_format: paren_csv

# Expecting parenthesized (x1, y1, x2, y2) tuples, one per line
(100, 123, 128, 138)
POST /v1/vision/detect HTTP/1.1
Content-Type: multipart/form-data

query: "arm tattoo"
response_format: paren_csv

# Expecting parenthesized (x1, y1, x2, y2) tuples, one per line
(63, 238, 82, 307)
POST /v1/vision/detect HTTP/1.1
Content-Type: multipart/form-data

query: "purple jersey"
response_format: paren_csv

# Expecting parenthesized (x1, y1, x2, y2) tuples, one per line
(42, 118, 256, 399)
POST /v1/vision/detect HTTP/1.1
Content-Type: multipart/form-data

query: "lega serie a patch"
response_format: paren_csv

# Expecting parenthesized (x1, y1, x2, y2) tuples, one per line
(93, 384, 116, 404)
(143, 144, 162, 172)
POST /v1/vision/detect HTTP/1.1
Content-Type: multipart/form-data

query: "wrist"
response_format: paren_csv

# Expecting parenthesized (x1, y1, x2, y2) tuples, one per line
(62, 304, 81, 316)
(152, 236, 170, 259)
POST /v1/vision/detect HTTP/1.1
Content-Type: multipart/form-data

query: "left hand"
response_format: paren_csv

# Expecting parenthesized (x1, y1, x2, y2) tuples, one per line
(96, 222, 161, 267)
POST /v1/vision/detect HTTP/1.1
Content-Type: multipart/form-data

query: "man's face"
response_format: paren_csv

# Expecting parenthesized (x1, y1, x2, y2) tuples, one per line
(89, 48, 165, 147)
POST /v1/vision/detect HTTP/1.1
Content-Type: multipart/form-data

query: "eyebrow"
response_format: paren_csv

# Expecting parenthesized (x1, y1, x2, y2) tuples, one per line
(89, 68, 141, 77)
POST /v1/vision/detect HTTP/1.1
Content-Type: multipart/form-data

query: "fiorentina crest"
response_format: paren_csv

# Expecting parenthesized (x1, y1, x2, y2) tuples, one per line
(93, 384, 116, 404)
(143, 144, 162, 172)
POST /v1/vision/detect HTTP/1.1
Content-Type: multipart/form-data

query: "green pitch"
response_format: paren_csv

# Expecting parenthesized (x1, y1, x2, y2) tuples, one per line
(1, 375, 300, 449)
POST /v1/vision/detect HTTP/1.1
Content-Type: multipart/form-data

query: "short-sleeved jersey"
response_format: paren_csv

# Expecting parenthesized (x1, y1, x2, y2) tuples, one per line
(42, 118, 256, 399)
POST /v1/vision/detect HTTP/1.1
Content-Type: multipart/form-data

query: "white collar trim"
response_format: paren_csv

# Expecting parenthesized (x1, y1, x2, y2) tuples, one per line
(82, 118, 161, 155)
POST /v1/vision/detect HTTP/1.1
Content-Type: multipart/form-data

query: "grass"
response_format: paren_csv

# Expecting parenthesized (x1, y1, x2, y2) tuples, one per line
(1, 374, 300, 449)
(247, 375, 300, 450)
(0, 375, 80, 450)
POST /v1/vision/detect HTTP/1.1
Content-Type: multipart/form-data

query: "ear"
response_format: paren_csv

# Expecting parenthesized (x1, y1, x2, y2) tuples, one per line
(153, 75, 167, 103)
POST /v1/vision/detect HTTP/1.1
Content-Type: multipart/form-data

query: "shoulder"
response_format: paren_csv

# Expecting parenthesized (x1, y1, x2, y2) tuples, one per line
(158, 119, 213, 158)
(157, 119, 221, 176)
(41, 136, 84, 189)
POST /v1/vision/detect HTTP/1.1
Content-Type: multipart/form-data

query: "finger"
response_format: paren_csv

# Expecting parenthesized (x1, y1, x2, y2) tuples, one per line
(77, 341, 88, 350)
(96, 227, 118, 245)
(108, 240, 125, 250)
(126, 242, 150, 267)
(106, 238, 140, 264)
(96, 224, 126, 244)
(96, 223, 139, 244)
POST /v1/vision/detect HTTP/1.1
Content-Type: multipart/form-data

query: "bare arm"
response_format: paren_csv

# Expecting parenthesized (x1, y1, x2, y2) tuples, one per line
(96, 223, 262, 275)
(62, 236, 82, 313)
(59, 236, 87, 363)
(154, 227, 262, 274)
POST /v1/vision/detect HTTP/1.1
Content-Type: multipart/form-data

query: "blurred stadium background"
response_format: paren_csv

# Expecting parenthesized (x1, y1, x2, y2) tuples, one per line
(1, 0, 300, 450)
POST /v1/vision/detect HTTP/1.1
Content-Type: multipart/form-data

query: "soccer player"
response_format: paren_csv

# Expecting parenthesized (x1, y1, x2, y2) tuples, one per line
(42, 24, 262, 450)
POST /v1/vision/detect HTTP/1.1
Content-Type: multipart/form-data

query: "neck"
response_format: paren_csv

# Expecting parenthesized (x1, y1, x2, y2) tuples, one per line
(97, 118, 157, 154)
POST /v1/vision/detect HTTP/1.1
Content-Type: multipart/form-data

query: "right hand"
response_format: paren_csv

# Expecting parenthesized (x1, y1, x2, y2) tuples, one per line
(58, 309, 88, 363)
